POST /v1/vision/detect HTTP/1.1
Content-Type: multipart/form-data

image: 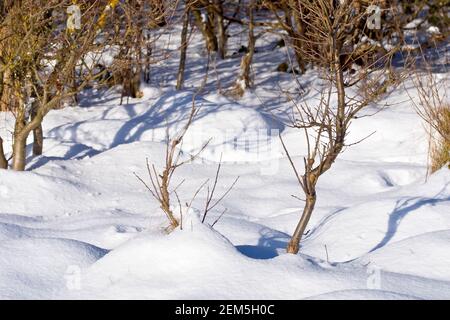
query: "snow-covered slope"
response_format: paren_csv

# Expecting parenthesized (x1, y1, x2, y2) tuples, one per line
(0, 23, 448, 299)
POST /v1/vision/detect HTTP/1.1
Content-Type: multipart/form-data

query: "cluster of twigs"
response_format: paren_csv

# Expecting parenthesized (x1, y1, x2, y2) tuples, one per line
(135, 146, 239, 233)
(409, 51, 449, 173)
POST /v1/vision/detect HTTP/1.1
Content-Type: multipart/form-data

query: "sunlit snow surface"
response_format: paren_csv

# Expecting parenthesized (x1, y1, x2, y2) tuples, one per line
(0, 22, 449, 299)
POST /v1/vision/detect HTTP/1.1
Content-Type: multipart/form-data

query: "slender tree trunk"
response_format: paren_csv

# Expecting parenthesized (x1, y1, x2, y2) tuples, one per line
(235, 1, 255, 92)
(121, 48, 142, 100)
(214, 0, 227, 59)
(0, 136, 7, 169)
(69, 66, 78, 106)
(286, 193, 316, 254)
(176, 10, 190, 90)
(0, 69, 3, 110)
(12, 105, 27, 171)
(31, 100, 43, 156)
(144, 33, 152, 83)
(288, 1, 306, 74)
(161, 169, 180, 229)
(243, 3, 255, 88)
(32, 125, 43, 156)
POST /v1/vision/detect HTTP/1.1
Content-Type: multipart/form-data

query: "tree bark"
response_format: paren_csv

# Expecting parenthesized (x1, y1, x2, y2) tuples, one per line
(286, 193, 316, 254)
(12, 136, 26, 171)
(12, 105, 27, 171)
(214, 0, 227, 59)
(144, 34, 152, 83)
(122, 68, 141, 99)
(235, 2, 255, 91)
(176, 10, 190, 90)
(288, 1, 306, 73)
(0, 136, 7, 169)
(31, 100, 43, 156)
(32, 125, 43, 156)
(242, 3, 255, 88)
(192, 7, 218, 52)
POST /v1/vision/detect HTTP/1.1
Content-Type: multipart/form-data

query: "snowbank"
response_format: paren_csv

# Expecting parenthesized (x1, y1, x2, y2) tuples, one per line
(0, 238, 106, 299)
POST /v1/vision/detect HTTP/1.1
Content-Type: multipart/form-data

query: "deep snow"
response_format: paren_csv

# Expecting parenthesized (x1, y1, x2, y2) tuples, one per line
(0, 19, 449, 300)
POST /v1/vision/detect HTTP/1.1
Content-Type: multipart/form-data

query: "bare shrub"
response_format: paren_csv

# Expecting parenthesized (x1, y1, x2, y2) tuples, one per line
(280, 0, 399, 254)
(410, 54, 449, 173)
(134, 110, 239, 232)
(430, 107, 450, 172)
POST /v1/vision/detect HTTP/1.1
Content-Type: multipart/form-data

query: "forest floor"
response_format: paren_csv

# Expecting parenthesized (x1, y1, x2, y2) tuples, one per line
(0, 19, 449, 299)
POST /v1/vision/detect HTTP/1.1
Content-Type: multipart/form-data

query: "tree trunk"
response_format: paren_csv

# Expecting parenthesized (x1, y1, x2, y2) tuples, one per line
(12, 135, 27, 171)
(214, 0, 227, 59)
(242, 3, 255, 88)
(286, 193, 317, 254)
(288, 1, 306, 74)
(69, 66, 78, 106)
(32, 125, 43, 156)
(0, 136, 7, 169)
(31, 101, 43, 156)
(144, 33, 152, 83)
(0, 69, 3, 110)
(12, 107, 27, 171)
(192, 8, 218, 52)
(176, 11, 190, 90)
(234, 1, 255, 95)
(122, 69, 141, 99)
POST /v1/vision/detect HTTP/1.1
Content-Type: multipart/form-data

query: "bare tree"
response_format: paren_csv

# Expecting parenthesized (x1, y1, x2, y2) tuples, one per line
(0, 0, 124, 170)
(280, 0, 399, 254)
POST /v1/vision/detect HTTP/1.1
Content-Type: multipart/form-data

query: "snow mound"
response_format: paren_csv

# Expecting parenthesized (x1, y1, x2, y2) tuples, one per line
(0, 238, 107, 299)
(44, 89, 284, 163)
(362, 230, 450, 282)
(78, 215, 249, 298)
(0, 169, 91, 217)
(301, 168, 450, 262)
(65, 215, 383, 299)
(306, 289, 418, 300)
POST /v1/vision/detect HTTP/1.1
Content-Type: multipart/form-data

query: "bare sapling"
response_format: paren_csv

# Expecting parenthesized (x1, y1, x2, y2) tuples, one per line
(135, 52, 239, 232)
(280, 0, 399, 254)
(134, 96, 206, 232)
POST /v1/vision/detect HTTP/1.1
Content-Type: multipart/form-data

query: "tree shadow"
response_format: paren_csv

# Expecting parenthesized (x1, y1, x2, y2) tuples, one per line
(27, 142, 100, 171)
(369, 184, 450, 253)
(110, 90, 220, 148)
(236, 228, 290, 259)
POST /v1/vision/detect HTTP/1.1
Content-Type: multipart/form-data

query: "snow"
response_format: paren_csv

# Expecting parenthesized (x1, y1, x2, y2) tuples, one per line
(0, 237, 106, 299)
(0, 17, 449, 300)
